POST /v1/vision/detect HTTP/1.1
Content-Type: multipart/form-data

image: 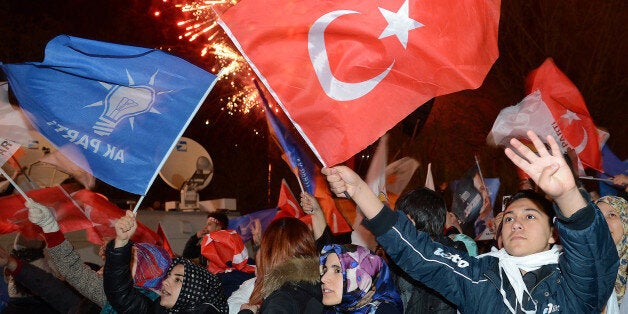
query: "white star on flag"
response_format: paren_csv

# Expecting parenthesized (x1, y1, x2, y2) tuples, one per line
(378, 0, 424, 48)
(561, 110, 581, 124)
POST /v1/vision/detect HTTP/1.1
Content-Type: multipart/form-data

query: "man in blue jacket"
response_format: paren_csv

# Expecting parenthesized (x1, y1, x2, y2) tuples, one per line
(322, 131, 618, 313)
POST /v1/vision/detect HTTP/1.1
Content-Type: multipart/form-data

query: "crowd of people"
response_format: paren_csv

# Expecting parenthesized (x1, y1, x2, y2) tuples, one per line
(0, 130, 626, 313)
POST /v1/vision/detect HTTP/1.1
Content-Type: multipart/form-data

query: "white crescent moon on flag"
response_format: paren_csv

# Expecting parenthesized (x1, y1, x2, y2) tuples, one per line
(573, 127, 588, 154)
(287, 199, 301, 218)
(308, 10, 394, 101)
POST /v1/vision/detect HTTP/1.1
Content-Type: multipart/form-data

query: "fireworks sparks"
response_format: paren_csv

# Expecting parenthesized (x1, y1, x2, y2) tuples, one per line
(167, 0, 260, 115)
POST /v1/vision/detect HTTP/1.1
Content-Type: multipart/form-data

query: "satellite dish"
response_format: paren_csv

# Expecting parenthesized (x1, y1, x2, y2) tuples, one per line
(159, 137, 213, 190)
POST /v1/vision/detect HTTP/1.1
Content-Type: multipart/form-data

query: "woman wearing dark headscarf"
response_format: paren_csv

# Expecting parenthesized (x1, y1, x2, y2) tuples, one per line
(104, 210, 228, 313)
(320, 244, 402, 313)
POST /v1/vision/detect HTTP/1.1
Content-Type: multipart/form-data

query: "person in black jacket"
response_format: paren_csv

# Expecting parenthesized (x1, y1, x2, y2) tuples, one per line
(393, 187, 465, 313)
(104, 210, 228, 313)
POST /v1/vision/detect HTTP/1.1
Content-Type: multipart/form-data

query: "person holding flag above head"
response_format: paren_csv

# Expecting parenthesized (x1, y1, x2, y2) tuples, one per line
(104, 210, 228, 313)
(322, 130, 618, 313)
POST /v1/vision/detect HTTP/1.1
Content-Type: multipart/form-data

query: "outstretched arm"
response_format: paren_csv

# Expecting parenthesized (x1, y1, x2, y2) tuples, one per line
(321, 166, 382, 219)
(504, 130, 586, 218)
(300, 192, 326, 239)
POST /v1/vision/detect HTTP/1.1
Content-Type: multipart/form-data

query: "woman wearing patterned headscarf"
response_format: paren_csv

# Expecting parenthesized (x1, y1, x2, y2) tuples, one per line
(320, 244, 402, 313)
(104, 210, 228, 313)
(597, 196, 628, 312)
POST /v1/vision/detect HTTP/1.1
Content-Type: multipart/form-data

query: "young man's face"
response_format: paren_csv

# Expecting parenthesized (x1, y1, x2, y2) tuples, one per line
(501, 198, 555, 257)
(203, 217, 223, 233)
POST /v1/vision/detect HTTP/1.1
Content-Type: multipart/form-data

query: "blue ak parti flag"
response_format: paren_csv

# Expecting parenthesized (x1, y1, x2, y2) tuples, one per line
(1, 35, 218, 195)
(256, 81, 316, 194)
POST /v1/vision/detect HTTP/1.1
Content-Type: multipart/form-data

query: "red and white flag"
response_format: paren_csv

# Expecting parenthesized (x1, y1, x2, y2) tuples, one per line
(72, 189, 159, 245)
(0, 186, 93, 238)
(274, 179, 313, 228)
(487, 58, 602, 171)
(275, 179, 305, 219)
(201, 229, 256, 274)
(219, 0, 500, 166)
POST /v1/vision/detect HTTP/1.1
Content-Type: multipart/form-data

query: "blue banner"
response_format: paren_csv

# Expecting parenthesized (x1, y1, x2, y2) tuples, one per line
(255, 81, 316, 194)
(1, 35, 217, 195)
(227, 208, 277, 243)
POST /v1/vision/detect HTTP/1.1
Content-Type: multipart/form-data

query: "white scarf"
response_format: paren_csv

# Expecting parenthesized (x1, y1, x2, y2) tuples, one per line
(478, 245, 562, 314)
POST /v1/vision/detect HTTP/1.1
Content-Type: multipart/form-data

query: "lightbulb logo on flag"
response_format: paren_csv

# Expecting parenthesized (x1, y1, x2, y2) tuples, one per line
(2, 35, 218, 195)
(88, 71, 170, 136)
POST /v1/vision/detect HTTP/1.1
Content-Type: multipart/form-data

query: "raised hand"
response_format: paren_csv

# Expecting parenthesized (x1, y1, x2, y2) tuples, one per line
(114, 210, 137, 248)
(301, 191, 326, 239)
(321, 166, 362, 198)
(321, 166, 383, 220)
(25, 200, 60, 233)
(251, 219, 262, 247)
(300, 192, 322, 215)
(504, 130, 586, 217)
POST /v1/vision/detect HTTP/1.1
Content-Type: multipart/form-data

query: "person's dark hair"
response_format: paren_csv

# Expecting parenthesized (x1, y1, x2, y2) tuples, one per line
(504, 189, 555, 227)
(395, 187, 447, 237)
(206, 212, 229, 230)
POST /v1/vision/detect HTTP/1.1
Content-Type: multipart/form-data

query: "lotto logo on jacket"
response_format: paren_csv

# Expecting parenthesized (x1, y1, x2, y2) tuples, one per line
(433, 247, 469, 268)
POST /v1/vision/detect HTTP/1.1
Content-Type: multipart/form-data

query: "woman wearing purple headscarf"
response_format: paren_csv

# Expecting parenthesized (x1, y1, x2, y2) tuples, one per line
(320, 244, 402, 313)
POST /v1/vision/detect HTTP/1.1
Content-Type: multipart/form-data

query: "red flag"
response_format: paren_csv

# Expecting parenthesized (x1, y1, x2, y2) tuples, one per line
(72, 189, 159, 245)
(313, 172, 353, 235)
(0, 186, 92, 238)
(525, 58, 602, 170)
(201, 230, 255, 274)
(219, 0, 500, 166)
(156, 222, 175, 258)
(275, 179, 305, 219)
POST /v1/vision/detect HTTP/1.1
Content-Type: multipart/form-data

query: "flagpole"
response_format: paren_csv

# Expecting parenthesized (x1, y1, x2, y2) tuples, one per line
(579, 176, 614, 183)
(474, 155, 486, 186)
(295, 166, 305, 193)
(133, 194, 145, 214)
(0, 167, 31, 201)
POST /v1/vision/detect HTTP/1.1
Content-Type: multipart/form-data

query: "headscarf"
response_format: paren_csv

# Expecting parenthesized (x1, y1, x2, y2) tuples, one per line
(133, 243, 172, 290)
(166, 257, 228, 313)
(596, 196, 628, 301)
(320, 244, 402, 314)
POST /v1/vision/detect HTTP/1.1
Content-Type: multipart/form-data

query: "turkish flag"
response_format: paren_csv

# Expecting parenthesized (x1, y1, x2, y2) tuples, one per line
(525, 58, 602, 170)
(200, 230, 255, 274)
(219, 0, 500, 166)
(72, 189, 159, 245)
(0, 186, 92, 238)
(275, 179, 305, 219)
